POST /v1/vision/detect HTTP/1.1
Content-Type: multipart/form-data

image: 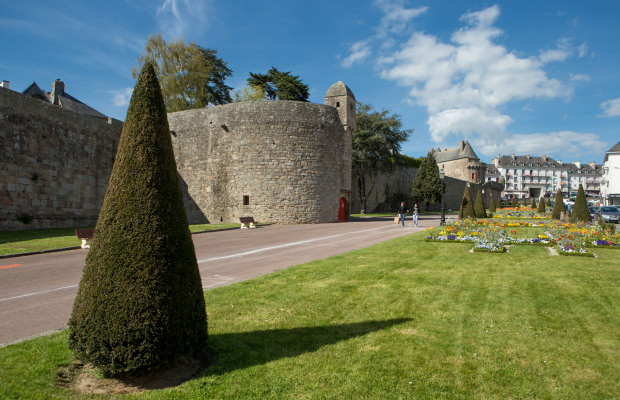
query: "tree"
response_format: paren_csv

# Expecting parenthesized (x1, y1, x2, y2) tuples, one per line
(537, 197, 546, 213)
(459, 185, 476, 219)
(496, 197, 502, 210)
(353, 104, 413, 213)
(133, 34, 233, 112)
(411, 152, 442, 211)
(69, 63, 208, 376)
(233, 84, 266, 102)
(531, 197, 537, 209)
(570, 184, 591, 223)
(247, 67, 309, 101)
(474, 189, 487, 218)
(551, 188, 566, 219)
(488, 194, 496, 213)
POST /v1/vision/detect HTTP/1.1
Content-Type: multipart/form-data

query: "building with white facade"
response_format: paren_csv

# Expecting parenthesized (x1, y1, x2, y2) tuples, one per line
(600, 141, 620, 206)
(491, 154, 601, 200)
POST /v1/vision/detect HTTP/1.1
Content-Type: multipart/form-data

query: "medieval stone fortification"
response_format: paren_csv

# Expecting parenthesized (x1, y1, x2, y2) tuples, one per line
(169, 82, 355, 224)
(0, 86, 122, 230)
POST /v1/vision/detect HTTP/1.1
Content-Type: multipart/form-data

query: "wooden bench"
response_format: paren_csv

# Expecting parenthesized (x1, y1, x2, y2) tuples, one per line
(239, 216, 256, 229)
(75, 227, 95, 249)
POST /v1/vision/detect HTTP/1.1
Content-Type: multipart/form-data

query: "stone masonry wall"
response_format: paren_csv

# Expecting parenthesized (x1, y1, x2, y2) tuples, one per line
(0, 86, 122, 230)
(351, 166, 417, 213)
(169, 100, 351, 224)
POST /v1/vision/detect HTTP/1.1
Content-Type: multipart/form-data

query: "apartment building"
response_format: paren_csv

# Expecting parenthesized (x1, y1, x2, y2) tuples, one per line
(491, 154, 600, 199)
(600, 141, 620, 206)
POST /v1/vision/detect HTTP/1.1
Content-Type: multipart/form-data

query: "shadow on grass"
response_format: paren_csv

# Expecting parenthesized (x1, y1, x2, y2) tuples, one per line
(201, 318, 412, 376)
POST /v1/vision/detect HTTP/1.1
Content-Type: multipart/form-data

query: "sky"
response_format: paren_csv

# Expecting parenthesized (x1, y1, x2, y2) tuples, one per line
(2, 0, 619, 165)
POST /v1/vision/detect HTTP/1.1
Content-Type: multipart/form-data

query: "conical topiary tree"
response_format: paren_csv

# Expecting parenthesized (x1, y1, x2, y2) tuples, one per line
(537, 197, 546, 214)
(551, 188, 566, 219)
(474, 189, 486, 218)
(570, 184, 591, 223)
(68, 63, 208, 376)
(488, 194, 496, 213)
(496, 197, 502, 210)
(459, 185, 476, 219)
(531, 197, 537, 209)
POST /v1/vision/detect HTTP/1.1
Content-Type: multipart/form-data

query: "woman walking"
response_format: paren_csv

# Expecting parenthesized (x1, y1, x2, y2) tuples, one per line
(412, 203, 419, 227)
(397, 202, 408, 227)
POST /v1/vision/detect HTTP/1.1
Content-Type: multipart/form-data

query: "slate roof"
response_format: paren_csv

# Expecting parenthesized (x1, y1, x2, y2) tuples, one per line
(496, 154, 601, 174)
(432, 140, 480, 163)
(22, 80, 107, 119)
(604, 140, 620, 163)
(486, 163, 500, 175)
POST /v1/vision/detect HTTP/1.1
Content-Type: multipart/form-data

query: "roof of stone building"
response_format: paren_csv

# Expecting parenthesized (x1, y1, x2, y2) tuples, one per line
(496, 154, 563, 168)
(324, 81, 355, 100)
(432, 140, 480, 163)
(22, 80, 107, 119)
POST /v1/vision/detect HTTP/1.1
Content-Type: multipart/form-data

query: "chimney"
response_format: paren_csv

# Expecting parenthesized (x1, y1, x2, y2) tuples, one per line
(574, 161, 581, 169)
(0, 80, 9, 89)
(51, 79, 65, 105)
(588, 162, 596, 169)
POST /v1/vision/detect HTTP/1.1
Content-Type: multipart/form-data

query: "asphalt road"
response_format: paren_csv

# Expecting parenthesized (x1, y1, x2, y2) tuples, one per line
(0, 215, 442, 347)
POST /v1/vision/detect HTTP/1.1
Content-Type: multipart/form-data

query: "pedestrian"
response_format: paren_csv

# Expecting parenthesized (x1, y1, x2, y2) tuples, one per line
(412, 203, 419, 227)
(397, 201, 408, 227)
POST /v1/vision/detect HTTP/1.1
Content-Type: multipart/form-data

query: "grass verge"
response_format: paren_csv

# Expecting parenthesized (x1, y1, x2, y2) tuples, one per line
(1, 232, 619, 398)
(0, 224, 239, 256)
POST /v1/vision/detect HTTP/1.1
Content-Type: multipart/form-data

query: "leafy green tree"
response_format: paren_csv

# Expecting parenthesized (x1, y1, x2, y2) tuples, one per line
(474, 189, 487, 218)
(551, 189, 566, 219)
(233, 84, 266, 102)
(412, 152, 442, 211)
(570, 184, 591, 223)
(133, 34, 233, 112)
(537, 197, 546, 213)
(69, 63, 208, 376)
(353, 104, 412, 213)
(247, 67, 309, 101)
(459, 185, 476, 219)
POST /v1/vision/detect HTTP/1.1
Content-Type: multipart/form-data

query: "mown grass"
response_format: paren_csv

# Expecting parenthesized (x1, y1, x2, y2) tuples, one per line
(1, 232, 619, 399)
(0, 224, 239, 256)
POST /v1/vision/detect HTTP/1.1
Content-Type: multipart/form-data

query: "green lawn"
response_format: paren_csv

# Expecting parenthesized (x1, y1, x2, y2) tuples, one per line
(1, 232, 619, 399)
(0, 224, 239, 256)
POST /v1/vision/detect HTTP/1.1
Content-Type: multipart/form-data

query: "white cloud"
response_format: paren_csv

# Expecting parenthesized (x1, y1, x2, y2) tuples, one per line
(111, 88, 134, 107)
(570, 73, 590, 82)
(341, 41, 372, 68)
(427, 107, 512, 143)
(578, 42, 588, 58)
(600, 97, 620, 117)
(156, 0, 211, 39)
(476, 131, 609, 158)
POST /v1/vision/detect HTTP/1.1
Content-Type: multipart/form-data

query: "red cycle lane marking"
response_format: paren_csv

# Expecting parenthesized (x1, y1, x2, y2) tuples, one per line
(0, 264, 22, 270)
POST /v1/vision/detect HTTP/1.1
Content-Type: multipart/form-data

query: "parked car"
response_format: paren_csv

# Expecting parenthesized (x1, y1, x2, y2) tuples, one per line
(588, 206, 600, 220)
(598, 206, 620, 223)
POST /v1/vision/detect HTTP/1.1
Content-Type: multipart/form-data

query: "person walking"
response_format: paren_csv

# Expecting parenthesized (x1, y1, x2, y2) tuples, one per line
(412, 203, 419, 227)
(397, 201, 408, 227)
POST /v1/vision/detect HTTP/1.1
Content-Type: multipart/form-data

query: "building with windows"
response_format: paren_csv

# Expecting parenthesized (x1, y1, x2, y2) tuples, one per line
(491, 154, 601, 200)
(432, 140, 486, 184)
(601, 141, 620, 206)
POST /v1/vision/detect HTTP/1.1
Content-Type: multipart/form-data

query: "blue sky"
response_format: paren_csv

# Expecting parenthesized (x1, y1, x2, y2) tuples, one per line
(2, 0, 619, 165)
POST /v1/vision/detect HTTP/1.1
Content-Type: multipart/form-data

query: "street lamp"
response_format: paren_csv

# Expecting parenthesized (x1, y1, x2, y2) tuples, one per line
(440, 170, 446, 226)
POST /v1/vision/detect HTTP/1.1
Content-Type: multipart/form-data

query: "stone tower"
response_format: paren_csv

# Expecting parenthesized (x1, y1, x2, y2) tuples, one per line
(324, 81, 356, 132)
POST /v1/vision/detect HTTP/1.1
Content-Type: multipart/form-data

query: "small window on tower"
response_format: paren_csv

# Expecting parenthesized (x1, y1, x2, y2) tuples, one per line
(243, 195, 250, 205)
(336, 102, 340, 107)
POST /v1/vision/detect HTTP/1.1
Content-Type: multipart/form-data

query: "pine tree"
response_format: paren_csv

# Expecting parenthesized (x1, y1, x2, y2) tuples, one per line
(474, 189, 487, 218)
(412, 151, 442, 211)
(459, 185, 476, 219)
(537, 197, 546, 214)
(570, 184, 591, 223)
(551, 188, 566, 219)
(68, 63, 208, 376)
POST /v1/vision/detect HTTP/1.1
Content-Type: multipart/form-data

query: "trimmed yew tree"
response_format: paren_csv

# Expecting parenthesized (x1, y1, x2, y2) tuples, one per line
(537, 197, 546, 214)
(488, 195, 496, 213)
(68, 63, 207, 376)
(496, 197, 502, 210)
(531, 198, 537, 209)
(459, 185, 476, 219)
(474, 189, 486, 218)
(551, 188, 566, 219)
(570, 184, 591, 223)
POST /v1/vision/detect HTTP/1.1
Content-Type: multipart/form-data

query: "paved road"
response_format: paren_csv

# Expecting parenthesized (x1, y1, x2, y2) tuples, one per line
(0, 215, 442, 347)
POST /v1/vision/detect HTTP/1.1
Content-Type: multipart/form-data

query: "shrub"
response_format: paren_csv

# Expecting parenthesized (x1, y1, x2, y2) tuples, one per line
(488, 195, 496, 213)
(459, 186, 476, 219)
(474, 189, 486, 218)
(551, 189, 566, 219)
(537, 197, 546, 213)
(496, 197, 502, 210)
(531, 198, 537, 209)
(68, 63, 208, 376)
(570, 184, 591, 223)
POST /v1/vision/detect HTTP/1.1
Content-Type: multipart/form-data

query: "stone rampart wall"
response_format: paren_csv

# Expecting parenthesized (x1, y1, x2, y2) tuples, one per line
(351, 166, 417, 213)
(0, 86, 122, 230)
(169, 100, 351, 224)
